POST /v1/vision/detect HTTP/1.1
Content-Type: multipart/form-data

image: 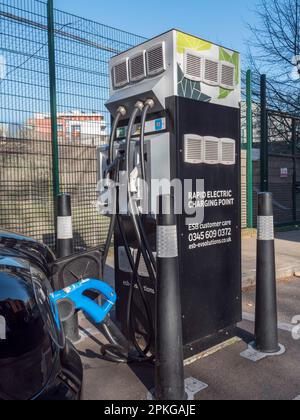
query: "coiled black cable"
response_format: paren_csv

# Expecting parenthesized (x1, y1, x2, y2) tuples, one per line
(125, 103, 157, 286)
(99, 103, 156, 363)
(102, 107, 126, 274)
(138, 99, 157, 273)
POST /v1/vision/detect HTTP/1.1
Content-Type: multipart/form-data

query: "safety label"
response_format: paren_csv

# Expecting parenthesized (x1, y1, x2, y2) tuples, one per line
(187, 219, 232, 250)
(117, 118, 166, 139)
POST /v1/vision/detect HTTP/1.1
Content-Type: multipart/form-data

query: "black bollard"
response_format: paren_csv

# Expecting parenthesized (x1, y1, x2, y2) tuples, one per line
(155, 194, 186, 401)
(57, 194, 73, 258)
(56, 194, 80, 343)
(254, 192, 280, 354)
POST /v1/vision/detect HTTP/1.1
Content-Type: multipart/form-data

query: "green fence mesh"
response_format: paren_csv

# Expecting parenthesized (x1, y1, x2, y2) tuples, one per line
(0, 0, 146, 250)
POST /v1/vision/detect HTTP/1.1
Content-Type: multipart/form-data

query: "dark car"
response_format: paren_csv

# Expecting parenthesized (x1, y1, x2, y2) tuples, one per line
(0, 231, 83, 400)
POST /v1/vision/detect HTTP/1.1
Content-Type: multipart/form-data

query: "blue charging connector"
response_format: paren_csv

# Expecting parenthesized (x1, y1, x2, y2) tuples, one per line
(50, 279, 117, 325)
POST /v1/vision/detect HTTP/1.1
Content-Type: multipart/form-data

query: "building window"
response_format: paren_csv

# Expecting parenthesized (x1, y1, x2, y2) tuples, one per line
(71, 125, 81, 139)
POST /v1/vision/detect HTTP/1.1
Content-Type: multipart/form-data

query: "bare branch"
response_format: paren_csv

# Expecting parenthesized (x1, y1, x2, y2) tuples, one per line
(246, 0, 300, 114)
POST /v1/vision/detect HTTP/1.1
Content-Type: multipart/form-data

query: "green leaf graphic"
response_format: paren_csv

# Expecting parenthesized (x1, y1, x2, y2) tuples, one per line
(218, 88, 231, 99)
(177, 32, 212, 54)
(177, 65, 211, 102)
(231, 52, 240, 85)
(219, 48, 232, 63)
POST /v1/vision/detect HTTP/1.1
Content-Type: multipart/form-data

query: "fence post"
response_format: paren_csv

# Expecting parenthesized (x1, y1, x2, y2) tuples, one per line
(47, 0, 60, 221)
(260, 74, 268, 193)
(246, 69, 253, 229)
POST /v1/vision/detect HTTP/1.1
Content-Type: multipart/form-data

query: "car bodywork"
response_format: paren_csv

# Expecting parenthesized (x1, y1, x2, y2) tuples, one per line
(0, 231, 83, 400)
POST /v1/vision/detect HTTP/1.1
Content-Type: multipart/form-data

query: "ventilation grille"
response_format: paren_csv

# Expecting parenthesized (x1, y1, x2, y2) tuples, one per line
(220, 63, 235, 90)
(113, 60, 129, 89)
(184, 135, 204, 164)
(221, 139, 236, 165)
(146, 43, 165, 76)
(204, 58, 219, 86)
(204, 137, 220, 164)
(184, 136, 236, 165)
(184, 51, 203, 81)
(129, 53, 146, 83)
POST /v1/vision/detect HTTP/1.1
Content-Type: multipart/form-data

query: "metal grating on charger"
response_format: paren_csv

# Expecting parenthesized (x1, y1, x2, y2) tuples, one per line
(113, 60, 129, 89)
(221, 138, 236, 165)
(184, 51, 203, 81)
(220, 63, 235, 90)
(146, 43, 165, 76)
(203, 58, 219, 86)
(184, 135, 204, 164)
(130, 52, 146, 82)
(204, 137, 220, 164)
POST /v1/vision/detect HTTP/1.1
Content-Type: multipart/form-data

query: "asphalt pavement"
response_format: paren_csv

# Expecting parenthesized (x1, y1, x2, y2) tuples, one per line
(77, 282, 300, 399)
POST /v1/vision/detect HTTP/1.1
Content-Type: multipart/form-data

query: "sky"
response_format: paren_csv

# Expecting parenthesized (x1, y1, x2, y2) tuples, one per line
(0, 0, 259, 126)
(55, 0, 256, 57)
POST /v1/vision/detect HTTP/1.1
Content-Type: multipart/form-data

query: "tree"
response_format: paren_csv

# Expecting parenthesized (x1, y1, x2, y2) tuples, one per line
(247, 0, 300, 114)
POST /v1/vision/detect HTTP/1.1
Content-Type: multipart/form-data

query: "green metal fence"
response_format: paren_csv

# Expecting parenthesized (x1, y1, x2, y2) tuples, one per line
(0, 0, 146, 250)
(242, 70, 300, 227)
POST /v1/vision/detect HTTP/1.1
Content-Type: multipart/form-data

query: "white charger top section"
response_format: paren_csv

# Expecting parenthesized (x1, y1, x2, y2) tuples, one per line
(106, 30, 241, 115)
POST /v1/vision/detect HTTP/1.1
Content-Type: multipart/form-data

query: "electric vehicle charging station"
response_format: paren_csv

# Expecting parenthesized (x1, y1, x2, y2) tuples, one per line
(100, 29, 242, 360)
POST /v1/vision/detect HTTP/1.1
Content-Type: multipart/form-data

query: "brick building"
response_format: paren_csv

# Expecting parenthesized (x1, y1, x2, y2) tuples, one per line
(26, 111, 107, 145)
